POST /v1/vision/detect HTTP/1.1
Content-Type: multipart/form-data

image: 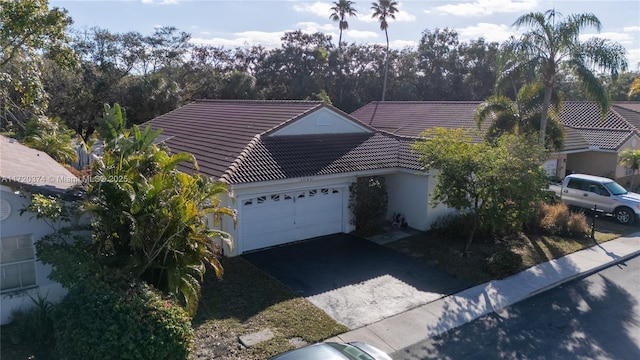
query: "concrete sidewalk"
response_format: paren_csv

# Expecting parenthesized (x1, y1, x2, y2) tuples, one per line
(326, 234, 640, 354)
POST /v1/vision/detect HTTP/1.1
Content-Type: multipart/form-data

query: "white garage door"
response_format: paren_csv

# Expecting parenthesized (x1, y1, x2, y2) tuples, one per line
(241, 187, 344, 252)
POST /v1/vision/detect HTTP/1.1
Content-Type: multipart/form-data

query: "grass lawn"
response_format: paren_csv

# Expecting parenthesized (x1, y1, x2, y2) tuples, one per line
(189, 256, 348, 359)
(0, 257, 347, 360)
(386, 215, 640, 286)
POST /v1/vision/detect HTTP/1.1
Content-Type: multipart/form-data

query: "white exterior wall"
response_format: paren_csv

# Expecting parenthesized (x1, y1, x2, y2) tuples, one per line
(385, 172, 430, 230)
(270, 108, 371, 136)
(425, 171, 458, 226)
(0, 188, 68, 325)
(385, 171, 456, 231)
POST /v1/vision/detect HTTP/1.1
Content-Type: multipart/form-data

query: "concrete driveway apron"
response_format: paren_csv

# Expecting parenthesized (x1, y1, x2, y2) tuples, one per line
(243, 234, 469, 329)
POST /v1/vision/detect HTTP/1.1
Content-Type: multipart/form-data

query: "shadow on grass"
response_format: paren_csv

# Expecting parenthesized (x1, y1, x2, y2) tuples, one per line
(393, 260, 640, 359)
(193, 256, 297, 327)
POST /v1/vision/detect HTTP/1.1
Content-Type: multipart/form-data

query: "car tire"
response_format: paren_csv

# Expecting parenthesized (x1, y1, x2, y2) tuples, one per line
(614, 207, 635, 225)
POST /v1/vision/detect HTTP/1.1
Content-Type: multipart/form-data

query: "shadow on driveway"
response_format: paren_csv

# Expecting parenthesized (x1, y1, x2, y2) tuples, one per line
(243, 234, 469, 329)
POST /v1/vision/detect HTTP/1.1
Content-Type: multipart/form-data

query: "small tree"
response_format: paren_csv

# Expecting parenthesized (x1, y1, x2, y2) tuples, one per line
(412, 128, 547, 256)
(619, 148, 640, 190)
(32, 103, 234, 316)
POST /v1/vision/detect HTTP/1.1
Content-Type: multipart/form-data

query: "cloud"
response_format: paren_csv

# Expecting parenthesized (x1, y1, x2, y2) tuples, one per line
(435, 0, 538, 17)
(141, 0, 179, 5)
(628, 48, 640, 69)
(580, 32, 635, 46)
(457, 23, 516, 43)
(296, 22, 336, 33)
(623, 26, 640, 33)
(345, 30, 379, 39)
(293, 2, 333, 17)
(191, 31, 285, 48)
(359, 9, 417, 23)
(389, 39, 417, 49)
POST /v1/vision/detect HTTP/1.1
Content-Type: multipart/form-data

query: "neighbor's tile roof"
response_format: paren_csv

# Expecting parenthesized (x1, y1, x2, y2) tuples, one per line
(559, 102, 635, 130)
(562, 127, 590, 151)
(145, 100, 329, 178)
(0, 135, 79, 192)
(350, 101, 482, 137)
(559, 102, 638, 151)
(222, 133, 421, 184)
(351, 101, 640, 152)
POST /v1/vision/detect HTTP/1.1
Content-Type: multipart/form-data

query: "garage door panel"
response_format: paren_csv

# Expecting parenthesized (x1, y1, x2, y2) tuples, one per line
(241, 187, 345, 253)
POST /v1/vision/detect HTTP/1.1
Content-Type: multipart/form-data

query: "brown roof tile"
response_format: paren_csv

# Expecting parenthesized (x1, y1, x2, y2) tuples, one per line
(560, 102, 635, 130)
(145, 100, 327, 178)
(222, 133, 421, 184)
(351, 101, 482, 137)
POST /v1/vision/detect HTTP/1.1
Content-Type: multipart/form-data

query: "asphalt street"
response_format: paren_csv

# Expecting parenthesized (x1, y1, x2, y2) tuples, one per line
(392, 254, 640, 360)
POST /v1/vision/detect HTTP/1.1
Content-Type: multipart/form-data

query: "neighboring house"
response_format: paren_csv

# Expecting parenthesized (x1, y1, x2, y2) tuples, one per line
(0, 135, 80, 325)
(145, 100, 453, 256)
(558, 102, 640, 185)
(352, 101, 640, 184)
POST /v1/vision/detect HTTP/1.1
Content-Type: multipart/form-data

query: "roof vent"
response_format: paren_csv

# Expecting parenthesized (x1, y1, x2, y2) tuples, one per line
(0, 199, 10, 221)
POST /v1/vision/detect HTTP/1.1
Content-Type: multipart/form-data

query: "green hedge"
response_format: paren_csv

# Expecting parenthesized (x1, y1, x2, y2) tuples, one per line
(52, 276, 193, 360)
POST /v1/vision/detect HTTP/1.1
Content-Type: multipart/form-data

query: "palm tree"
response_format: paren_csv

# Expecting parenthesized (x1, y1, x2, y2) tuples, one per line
(619, 149, 640, 191)
(330, 0, 358, 50)
(509, 10, 627, 145)
(371, 0, 398, 101)
(475, 81, 565, 151)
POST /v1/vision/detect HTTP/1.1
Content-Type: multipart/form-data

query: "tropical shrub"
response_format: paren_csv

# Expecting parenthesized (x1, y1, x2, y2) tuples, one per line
(8, 293, 55, 353)
(349, 176, 388, 236)
(486, 250, 523, 277)
(53, 275, 193, 360)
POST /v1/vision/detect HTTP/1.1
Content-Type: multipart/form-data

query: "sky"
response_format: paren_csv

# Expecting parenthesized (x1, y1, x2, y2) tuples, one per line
(50, 0, 640, 68)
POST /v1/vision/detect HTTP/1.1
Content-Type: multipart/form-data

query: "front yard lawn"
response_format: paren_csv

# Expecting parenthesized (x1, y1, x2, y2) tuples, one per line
(190, 256, 348, 359)
(386, 216, 640, 286)
(0, 257, 347, 360)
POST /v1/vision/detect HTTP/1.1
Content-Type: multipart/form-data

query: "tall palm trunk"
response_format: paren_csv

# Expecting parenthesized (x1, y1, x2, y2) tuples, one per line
(382, 29, 389, 101)
(539, 84, 553, 145)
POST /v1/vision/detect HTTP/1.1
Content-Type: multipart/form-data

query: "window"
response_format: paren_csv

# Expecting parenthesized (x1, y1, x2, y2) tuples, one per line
(1, 234, 36, 292)
(625, 167, 634, 176)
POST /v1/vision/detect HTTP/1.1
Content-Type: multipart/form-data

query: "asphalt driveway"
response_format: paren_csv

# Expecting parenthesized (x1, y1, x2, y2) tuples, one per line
(243, 234, 469, 329)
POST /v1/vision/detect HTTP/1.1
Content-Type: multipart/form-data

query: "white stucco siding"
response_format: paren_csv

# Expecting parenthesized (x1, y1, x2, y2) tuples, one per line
(269, 108, 371, 136)
(0, 188, 68, 325)
(385, 172, 431, 231)
(424, 171, 457, 227)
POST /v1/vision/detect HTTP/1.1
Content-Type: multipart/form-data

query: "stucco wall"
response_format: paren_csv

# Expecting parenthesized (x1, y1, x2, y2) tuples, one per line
(0, 188, 68, 325)
(566, 151, 618, 179)
(385, 172, 430, 231)
(269, 108, 371, 136)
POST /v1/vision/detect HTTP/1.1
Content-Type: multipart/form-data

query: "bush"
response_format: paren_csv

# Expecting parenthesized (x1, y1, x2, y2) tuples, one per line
(430, 213, 493, 240)
(8, 293, 55, 354)
(486, 250, 523, 277)
(533, 202, 590, 238)
(349, 176, 388, 236)
(53, 275, 193, 360)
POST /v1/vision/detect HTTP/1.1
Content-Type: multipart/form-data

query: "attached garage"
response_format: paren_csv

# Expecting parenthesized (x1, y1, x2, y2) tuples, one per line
(240, 186, 345, 252)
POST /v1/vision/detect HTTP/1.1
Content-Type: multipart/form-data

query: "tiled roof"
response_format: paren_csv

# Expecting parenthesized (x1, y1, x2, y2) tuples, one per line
(222, 133, 421, 184)
(350, 101, 482, 137)
(562, 127, 590, 151)
(145, 100, 328, 178)
(352, 101, 640, 152)
(569, 128, 633, 151)
(612, 104, 640, 131)
(560, 102, 635, 130)
(0, 135, 79, 192)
